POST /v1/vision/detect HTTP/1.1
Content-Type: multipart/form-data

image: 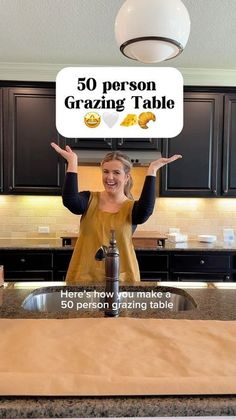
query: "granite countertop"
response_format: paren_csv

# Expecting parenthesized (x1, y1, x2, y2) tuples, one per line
(0, 237, 236, 251)
(1, 281, 236, 417)
(0, 238, 68, 250)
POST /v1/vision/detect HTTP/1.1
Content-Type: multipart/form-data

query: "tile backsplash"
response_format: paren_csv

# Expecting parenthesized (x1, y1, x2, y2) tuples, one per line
(1, 166, 236, 240)
(1, 194, 236, 241)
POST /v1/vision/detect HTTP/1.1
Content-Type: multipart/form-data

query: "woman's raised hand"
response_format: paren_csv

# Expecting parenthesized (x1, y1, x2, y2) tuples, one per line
(147, 154, 182, 175)
(51, 142, 78, 172)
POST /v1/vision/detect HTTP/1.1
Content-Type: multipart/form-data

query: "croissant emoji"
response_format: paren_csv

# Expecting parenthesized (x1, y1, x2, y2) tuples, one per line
(138, 112, 156, 129)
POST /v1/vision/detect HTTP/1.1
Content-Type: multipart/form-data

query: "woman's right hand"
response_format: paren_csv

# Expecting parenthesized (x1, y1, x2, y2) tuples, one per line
(51, 142, 78, 172)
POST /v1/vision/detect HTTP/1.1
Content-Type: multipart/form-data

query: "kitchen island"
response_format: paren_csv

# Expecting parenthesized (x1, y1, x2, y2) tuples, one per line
(0, 281, 236, 418)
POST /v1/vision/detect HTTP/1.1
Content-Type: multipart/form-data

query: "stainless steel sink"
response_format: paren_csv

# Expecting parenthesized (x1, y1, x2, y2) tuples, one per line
(21, 287, 197, 313)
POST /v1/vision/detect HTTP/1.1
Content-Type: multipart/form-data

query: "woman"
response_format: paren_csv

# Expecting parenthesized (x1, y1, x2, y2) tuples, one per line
(51, 142, 181, 284)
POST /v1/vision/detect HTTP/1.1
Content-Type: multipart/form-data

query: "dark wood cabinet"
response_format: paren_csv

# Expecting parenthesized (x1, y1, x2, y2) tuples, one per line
(170, 252, 231, 281)
(0, 89, 3, 193)
(135, 250, 169, 280)
(53, 250, 72, 281)
(66, 138, 113, 150)
(2, 87, 65, 194)
(53, 249, 169, 282)
(1, 82, 236, 197)
(161, 90, 236, 197)
(1, 247, 236, 282)
(115, 138, 159, 150)
(161, 92, 223, 197)
(67, 137, 159, 151)
(222, 94, 236, 196)
(0, 250, 53, 281)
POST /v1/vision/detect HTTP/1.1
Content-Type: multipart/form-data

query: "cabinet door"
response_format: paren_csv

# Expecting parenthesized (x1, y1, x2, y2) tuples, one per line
(161, 93, 223, 197)
(172, 253, 231, 272)
(135, 250, 169, 280)
(4, 87, 65, 194)
(66, 138, 159, 150)
(66, 138, 114, 149)
(116, 138, 159, 150)
(170, 252, 231, 282)
(222, 94, 236, 196)
(0, 251, 53, 281)
(53, 250, 72, 281)
(0, 89, 3, 193)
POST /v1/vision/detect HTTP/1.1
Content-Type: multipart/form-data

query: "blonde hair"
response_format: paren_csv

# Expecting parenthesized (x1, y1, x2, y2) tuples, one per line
(101, 151, 133, 199)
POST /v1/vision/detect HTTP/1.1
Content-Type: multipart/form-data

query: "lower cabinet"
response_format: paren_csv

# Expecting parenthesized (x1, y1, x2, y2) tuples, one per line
(170, 252, 232, 282)
(53, 251, 72, 281)
(0, 251, 53, 281)
(135, 251, 169, 280)
(0, 248, 234, 282)
(53, 250, 170, 281)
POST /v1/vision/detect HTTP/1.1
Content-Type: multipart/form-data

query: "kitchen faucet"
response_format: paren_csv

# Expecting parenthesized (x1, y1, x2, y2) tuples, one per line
(95, 230, 120, 317)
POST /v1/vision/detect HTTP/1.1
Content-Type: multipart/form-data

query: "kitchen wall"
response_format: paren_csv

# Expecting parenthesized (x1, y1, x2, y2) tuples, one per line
(1, 64, 236, 87)
(1, 167, 236, 240)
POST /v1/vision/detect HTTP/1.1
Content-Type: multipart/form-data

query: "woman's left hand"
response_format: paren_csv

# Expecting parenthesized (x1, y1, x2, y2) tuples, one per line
(147, 154, 182, 175)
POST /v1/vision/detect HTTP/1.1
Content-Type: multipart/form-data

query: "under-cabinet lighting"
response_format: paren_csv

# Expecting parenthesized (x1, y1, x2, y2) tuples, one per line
(21, 196, 61, 207)
(156, 281, 208, 289)
(212, 282, 236, 289)
(216, 199, 236, 211)
(159, 198, 203, 211)
(0, 196, 9, 205)
(6, 281, 66, 289)
(7, 281, 212, 290)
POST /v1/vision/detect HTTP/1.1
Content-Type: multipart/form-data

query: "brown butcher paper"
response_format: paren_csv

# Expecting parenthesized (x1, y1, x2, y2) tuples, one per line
(1, 318, 236, 396)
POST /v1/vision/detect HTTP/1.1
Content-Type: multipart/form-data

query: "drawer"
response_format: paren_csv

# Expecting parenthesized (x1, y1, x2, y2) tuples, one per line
(172, 254, 231, 272)
(53, 252, 72, 270)
(54, 271, 68, 281)
(173, 273, 231, 281)
(0, 252, 53, 270)
(136, 252, 169, 272)
(141, 272, 169, 281)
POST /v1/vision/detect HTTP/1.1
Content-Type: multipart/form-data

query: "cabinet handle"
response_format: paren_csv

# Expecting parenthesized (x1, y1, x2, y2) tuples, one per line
(20, 258, 26, 263)
(200, 259, 205, 265)
(213, 189, 217, 195)
(225, 275, 230, 281)
(224, 189, 228, 194)
(117, 139, 124, 146)
(104, 139, 112, 147)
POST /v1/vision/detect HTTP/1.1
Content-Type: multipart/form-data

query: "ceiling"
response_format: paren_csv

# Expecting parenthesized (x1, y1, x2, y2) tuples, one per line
(0, 0, 236, 82)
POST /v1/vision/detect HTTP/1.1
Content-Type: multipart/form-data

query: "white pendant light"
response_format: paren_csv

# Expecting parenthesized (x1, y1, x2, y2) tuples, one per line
(115, 0, 191, 64)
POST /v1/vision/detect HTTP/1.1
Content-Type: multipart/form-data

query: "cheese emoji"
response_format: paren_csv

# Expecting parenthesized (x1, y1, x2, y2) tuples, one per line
(120, 114, 138, 127)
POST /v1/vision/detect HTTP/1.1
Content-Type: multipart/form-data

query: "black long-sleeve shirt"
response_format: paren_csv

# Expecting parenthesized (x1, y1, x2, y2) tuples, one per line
(62, 172, 156, 225)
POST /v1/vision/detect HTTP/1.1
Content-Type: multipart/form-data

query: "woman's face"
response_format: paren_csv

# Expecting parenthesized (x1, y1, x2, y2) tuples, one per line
(102, 160, 130, 195)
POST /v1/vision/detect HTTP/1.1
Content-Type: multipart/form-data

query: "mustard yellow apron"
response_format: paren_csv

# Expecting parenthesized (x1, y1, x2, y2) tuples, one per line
(66, 192, 140, 284)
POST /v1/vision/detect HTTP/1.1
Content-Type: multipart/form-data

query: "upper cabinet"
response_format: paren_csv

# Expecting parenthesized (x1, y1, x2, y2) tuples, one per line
(66, 137, 159, 150)
(1, 83, 236, 197)
(222, 94, 236, 196)
(0, 89, 3, 193)
(2, 86, 65, 195)
(115, 138, 158, 150)
(66, 138, 113, 150)
(160, 90, 236, 197)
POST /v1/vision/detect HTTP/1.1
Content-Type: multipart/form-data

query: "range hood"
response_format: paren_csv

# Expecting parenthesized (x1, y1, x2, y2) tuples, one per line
(74, 149, 162, 167)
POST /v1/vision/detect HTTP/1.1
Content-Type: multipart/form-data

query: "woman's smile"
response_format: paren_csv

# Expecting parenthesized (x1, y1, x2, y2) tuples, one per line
(106, 180, 117, 189)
